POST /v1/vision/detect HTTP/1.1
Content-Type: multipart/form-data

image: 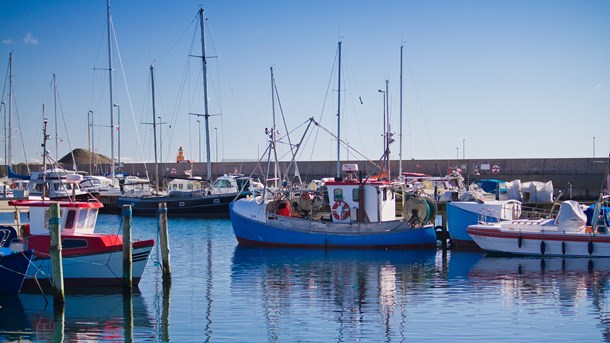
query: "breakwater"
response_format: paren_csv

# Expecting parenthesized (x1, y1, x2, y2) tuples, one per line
(4, 157, 608, 201)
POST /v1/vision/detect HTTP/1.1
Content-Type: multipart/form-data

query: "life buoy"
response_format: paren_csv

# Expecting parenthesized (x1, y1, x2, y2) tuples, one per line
(10, 183, 17, 189)
(331, 201, 350, 221)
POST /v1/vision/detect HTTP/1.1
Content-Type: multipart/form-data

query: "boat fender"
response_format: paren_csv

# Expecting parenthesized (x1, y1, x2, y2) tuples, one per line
(588, 241, 594, 255)
(331, 201, 350, 221)
(561, 241, 566, 255)
(517, 234, 523, 248)
(20, 223, 30, 237)
(540, 241, 545, 255)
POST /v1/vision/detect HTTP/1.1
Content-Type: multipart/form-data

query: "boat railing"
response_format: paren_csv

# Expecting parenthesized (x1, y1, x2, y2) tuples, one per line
(0, 205, 27, 228)
(519, 205, 557, 220)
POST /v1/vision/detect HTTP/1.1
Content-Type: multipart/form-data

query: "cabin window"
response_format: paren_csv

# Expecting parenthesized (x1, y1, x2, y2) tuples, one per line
(62, 238, 88, 249)
(88, 209, 99, 228)
(333, 189, 344, 202)
(77, 209, 88, 228)
(188, 183, 193, 190)
(215, 179, 231, 188)
(352, 189, 359, 202)
(383, 188, 387, 201)
(65, 209, 77, 229)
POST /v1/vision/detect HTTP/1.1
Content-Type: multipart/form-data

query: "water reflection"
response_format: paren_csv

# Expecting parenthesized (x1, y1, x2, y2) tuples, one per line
(231, 247, 438, 342)
(0, 290, 153, 342)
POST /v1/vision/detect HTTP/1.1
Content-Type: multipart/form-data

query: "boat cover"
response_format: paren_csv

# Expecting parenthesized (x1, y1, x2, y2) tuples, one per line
(555, 200, 586, 232)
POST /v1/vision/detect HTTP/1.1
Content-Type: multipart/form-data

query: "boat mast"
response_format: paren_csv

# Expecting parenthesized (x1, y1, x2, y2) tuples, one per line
(150, 65, 159, 194)
(53, 74, 58, 162)
(270, 67, 281, 187)
(336, 41, 342, 178)
(7, 51, 13, 167)
(107, 0, 115, 184)
(199, 8, 212, 180)
(399, 45, 403, 177)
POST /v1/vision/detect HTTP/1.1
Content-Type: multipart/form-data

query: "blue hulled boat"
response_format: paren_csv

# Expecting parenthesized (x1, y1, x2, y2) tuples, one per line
(0, 246, 34, 294)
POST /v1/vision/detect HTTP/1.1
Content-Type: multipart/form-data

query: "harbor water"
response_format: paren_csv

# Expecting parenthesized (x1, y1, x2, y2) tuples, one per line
(2, 214, 610, 342)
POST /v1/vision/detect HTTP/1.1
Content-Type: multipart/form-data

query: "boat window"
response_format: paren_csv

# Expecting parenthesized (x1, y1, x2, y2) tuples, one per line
(88, 209, 99, 228)
(214, 179, 232, 188)
(334, 189, 343, 202)
(77, 209, 88, 228)
(65, 209, 77, 229)
(62, 238, 88, 249)
(187, 183, 193, 190)
(383, 188, 387, 201)
(352, 188, 359, 202)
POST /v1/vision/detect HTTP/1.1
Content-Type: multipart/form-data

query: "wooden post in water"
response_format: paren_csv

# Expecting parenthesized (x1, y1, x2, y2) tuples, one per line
(158, 202, 171, 285)
(49, 203, 64, 306)
(122, 205, 133, 293)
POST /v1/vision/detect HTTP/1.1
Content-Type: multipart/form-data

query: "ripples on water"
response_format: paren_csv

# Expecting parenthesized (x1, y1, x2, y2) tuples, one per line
(1, 215, 610, 342)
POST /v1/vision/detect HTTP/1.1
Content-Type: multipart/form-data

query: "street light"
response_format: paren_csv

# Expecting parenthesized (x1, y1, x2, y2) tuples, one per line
(214, 127, 218, 162)
(113, 104, 120, 169)
(593, 136, 596, 158)
(462, 139, 465, 160)
(456, 147, 459, 159)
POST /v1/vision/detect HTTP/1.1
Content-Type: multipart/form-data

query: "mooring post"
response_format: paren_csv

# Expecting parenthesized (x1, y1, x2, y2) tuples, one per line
(158, 202, 171, 285)
(122, 204, 133, 293)
(49, 203, 64, 307)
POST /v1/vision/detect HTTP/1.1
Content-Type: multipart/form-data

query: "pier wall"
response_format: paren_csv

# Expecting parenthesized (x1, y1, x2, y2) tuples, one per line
(3, 157, 608, 201)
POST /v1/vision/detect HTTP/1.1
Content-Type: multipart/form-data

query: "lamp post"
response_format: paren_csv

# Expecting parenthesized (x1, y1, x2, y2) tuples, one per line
(456, 147, 459, 159)
(113, 104, 120, 170)
(593, 136, 596, 158)
(214, 127, 218, 162)
(462, 139, 465, 160)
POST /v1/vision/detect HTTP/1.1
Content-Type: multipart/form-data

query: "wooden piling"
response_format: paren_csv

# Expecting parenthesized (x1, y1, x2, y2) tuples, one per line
(49, 203, 64, 306)
(122, 205, 133, 293)
(158, 202, 171, 285)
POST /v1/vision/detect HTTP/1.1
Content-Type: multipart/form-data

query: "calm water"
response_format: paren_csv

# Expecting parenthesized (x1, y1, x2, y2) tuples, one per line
(2, 214, 610, 342)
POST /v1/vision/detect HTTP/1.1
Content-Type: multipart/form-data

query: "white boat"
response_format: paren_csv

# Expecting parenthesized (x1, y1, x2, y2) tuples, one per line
(467, 196, 610, 257)
(9, 199, 155, 290)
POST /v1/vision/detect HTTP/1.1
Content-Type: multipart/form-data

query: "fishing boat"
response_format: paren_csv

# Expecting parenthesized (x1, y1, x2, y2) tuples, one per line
(8, 199, 155, 290)
(0, 241, 34, 294)
(466, 196, 610, 257)
(230, 163, 438, 249)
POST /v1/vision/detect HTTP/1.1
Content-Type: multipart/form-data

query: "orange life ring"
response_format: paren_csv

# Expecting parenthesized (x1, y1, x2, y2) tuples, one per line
(331, 201, 350, 221)
(10, 183, 17, 189)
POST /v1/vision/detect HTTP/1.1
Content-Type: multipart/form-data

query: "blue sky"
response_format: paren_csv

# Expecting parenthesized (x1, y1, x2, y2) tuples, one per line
(1, 0, 609, 166)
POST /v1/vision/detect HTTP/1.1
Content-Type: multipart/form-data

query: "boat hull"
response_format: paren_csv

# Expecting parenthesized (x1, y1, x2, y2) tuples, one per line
(0, 249, 34, 294)
(230, 202, 437, 249)
(447, 200, 520, 250)
(467, 225, 610, 257)
(118, 193, 246, 217)
(21, 240, 154, 290)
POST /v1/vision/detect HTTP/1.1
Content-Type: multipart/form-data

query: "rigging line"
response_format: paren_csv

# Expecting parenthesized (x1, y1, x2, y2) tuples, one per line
(54, 81, 76, 168)
(11, 93, 30, 169)
(273, 79, 301, 183)
(312, 119, 382, 171)
(405, 55, 436, 159)
(112, 21, 149, 177)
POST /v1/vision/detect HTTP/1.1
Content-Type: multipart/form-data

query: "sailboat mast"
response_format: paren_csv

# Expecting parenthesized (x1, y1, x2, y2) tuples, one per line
(199, 8, 212, 180)
(399, 45, 403, 177)
(53, 74, 58, 162)
(107, 0, 115, 184)
(336, 41, 342, 178)
(270, 67, 280, 187)
(7, 51, 13, 167)
(150, 65, 159, 194)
